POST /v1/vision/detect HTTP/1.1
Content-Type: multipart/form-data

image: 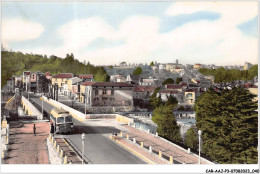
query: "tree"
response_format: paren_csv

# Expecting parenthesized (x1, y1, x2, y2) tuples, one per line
(150, 87, 163, 109)
(195, 87, 258, 164)
(165, 95, 178, 110)
(184, 127, 199, 151)
(162, 78, 174, 86)
(177, 105, 185, 111)
(133, 67, 143, 75)
(152, 105, 181, 143)
(176, 77, 183, 84)
(150, 61, 154, 66)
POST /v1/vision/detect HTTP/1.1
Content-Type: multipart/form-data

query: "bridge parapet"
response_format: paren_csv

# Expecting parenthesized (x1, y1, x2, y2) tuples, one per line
(21, 96, 42, 120)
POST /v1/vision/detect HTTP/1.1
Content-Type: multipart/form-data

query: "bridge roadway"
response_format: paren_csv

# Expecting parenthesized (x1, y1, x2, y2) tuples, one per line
(27, 93, 146, 164)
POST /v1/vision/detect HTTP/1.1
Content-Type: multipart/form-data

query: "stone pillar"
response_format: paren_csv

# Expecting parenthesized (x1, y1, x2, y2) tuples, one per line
(60, 149, 64, 158)
(187, 148, 190, 154)
(54, 141, 57, 148)
(120, 131, 123, 137)
(139, 126, 142, 131)
(133, 138, 136, 144)
(155, 132, 158, 137)
(57, 145, 60, 153)
(159, 150, 162, 158)
(64, 155, 68, 164)
(141, 142, 143, 148)
(133, 123, 136, 128)
(149, 146, 152, 153)
(51, 137, 54, 143)
(147, 129, 150, 134)
(128, 122, 130, 126)
(126, 134, 129, 140)
(169, 156, 174, 164)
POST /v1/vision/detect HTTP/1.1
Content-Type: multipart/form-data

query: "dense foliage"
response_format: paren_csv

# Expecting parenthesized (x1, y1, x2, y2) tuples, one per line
(162, 78, 174, 86)
(195, 87, 258, 164)
(133, 66, 143, 75)
(150, 61, 154, 66)
(1, 51, 109, 87)
(198, 66, 258, 83)
(152, 105, 181, 143)
(184, 127, 199, 151)
(176, 77, 183, 84)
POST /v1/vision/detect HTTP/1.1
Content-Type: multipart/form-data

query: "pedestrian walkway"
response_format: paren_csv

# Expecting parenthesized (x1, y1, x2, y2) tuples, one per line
(122, 125, 211, 164)
(2, 121, 50, 164)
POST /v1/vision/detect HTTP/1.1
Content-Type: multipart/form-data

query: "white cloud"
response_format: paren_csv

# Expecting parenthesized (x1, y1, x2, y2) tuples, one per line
(13, 2, 258, 66)
(2, 18, 44, 45)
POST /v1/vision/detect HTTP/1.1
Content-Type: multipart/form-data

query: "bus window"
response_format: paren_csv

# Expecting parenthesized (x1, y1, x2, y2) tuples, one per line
(57, 117, 64, 124)
(65, 116, 73, 123)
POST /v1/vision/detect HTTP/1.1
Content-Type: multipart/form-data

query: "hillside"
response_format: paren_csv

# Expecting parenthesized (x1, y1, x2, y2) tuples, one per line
(1, 51, 109, 88)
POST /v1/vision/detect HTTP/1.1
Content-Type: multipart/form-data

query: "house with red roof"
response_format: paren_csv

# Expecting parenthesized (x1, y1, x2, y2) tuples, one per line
(133, 85, 157, 100)
(78, 74, 94, 81)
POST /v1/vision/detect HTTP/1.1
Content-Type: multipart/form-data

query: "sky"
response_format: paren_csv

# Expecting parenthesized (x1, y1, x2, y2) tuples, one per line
(1, 1, 258, 66)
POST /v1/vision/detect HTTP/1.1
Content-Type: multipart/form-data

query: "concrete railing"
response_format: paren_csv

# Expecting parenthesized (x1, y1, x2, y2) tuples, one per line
(42, 97, 86, 121)
(129, 125, 215, 164)
(21, 96, 43, 120)
(47, 134, 70, 164)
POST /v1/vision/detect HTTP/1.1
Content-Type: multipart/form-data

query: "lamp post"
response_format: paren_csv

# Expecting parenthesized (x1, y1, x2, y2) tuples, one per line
(85, 97, 87, 115)
(198, 130, 202, 164)
(81, 133, 85, 164)
(41, 98, 43, 120)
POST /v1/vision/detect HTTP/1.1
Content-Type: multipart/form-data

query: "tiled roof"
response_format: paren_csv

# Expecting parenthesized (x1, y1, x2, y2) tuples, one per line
(24, 72, 31, 75)
(78, 74, 93, 79)
(166, 84, 183, 89)
(52, 73, 73, 79)
(45, 72, 52, 76)
(245, 83, 257, 88)
(81, 82, 95, 86)
(90, 82, 133, 87)
(134, 85, 157, 92)
(159, 90, 179, 94)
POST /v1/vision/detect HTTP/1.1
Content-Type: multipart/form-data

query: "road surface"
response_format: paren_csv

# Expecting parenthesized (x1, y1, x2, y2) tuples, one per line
(30, 94, 146, 164)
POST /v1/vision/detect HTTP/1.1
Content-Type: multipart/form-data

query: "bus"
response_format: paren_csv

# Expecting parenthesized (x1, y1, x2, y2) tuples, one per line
(50, 108, 74, 134)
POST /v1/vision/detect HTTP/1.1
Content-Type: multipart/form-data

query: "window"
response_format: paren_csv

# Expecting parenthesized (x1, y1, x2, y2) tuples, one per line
(111, 90, 114, 96)
(65, 116, 73, 123)
(107, 90, 111, 95)
(57, 117, 64, 124)
(95, 90, 98, 96)
(103, 90, 106, 95)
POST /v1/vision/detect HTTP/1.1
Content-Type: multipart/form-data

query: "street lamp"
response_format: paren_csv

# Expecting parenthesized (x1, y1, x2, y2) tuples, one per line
(198, 130, 202, 164)
(81, 133, 86, 164)
(85, 97, 87, 115)
(41, 98, 43, 120)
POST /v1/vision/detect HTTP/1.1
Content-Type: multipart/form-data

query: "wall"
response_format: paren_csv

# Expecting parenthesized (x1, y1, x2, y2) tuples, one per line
(21, 96, 42, 119)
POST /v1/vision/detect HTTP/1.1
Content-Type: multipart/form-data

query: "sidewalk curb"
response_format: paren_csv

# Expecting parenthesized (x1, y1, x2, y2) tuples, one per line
(110, 136, 155, 164)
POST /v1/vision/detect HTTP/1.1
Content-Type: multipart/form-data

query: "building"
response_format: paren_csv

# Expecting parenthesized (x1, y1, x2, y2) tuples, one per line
(159, 64, 166, 70)
(139, 77, 158, 86)
(133, 86, 157, 100)
(28, 72, 49, 93)
(51, 73, 74, 95)
(83, 82, 134, 112)
(126, 75, 140, 85)
(6, 77, 15, 92)
(193, 64, 202, 69)
(157, 90, 183, 103)
(22, 71, 31, 91)
(78, 74, 94, 81)
(67, 77, 82, 98)
(110, 74, 126, 82)
(45, 72, 52, 80)
(184, 90, 196, 105)
(244, 62, 253, 70)
(165, 59, 184, 72)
